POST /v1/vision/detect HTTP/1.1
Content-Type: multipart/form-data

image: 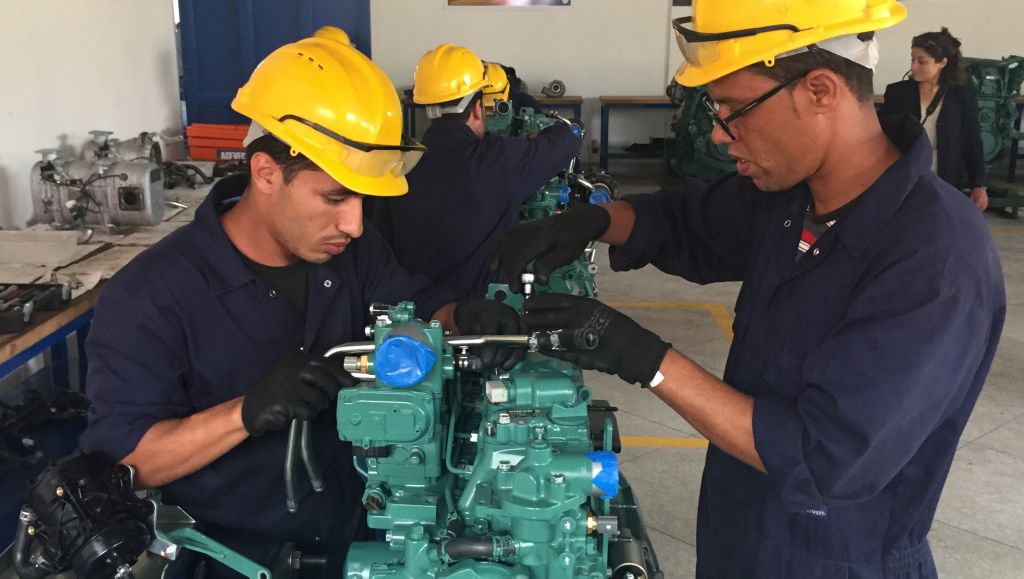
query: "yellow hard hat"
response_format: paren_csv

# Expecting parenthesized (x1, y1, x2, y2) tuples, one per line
(673, 0, 908, 87)
(313, 26, 352, 47)
(482, 62, 510, 109)
(232, 32, 423, 196)
(413, 44, 489, 105)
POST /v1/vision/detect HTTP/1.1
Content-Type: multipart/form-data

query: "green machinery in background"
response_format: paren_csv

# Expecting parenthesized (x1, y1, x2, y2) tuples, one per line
(331, 301, 660, 578)
(484, 99, 618, 298)
(664, 57, 1024, 216)
(963, 55, 1024, 216)
(486, 100, 617, 222)
(663, 81, 735, 184)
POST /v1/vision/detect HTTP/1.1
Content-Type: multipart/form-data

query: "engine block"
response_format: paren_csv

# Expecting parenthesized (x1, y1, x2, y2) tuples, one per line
(333, 302, 660, 579)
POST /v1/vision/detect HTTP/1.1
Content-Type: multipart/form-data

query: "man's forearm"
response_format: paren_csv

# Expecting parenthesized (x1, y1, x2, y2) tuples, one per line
(121, 396, 249, 489)
(598, 201, 636, 247)
(653, 348, 766, 473)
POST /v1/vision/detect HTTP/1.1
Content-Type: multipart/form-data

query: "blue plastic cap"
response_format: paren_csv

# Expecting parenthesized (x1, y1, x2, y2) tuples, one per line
(588, 187, 613, 205)
(558, 184, 571, 205)
(375, 335, 437, 388)
(587, 450, 619, 499)
(570, 123, 583, 139)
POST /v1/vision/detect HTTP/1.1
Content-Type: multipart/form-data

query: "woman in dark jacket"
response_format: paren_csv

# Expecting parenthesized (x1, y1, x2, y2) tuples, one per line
(880, 27, 988, 210)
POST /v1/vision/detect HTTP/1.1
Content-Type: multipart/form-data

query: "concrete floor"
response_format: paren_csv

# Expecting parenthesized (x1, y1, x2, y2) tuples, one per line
(595, 162, 1024, 578)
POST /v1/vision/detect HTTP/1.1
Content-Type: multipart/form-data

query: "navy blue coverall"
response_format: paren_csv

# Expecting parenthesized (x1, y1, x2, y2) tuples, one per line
(370, 117, 580, 299)
(79, 175, 453, 574)
(610, 116, 1005, 578)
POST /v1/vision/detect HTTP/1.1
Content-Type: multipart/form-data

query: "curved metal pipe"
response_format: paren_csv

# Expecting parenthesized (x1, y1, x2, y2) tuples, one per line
(325, 335, 533, 359)
(444, 335, 531, 347)
(284, 420, 300, 513)
(323, 342, 376, 358)
(298, 419, 324, 493)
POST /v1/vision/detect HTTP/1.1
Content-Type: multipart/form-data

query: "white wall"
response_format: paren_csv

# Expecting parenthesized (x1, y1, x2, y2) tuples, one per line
(875, 0, 1024, 91)
(0, 0, 181, 229)
(374, 0, 1024, 156)
(372, 0, 678, 155)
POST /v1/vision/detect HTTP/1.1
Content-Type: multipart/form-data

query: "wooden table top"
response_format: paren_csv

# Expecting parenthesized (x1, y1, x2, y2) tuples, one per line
(599, 95, 673, 105)
(0, 286, 102, 364)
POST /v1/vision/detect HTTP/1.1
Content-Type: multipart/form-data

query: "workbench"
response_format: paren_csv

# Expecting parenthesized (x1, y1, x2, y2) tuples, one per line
(0, 288, 99, 385)
(0, 183, 212, 548)
(598, 95, 676, 169)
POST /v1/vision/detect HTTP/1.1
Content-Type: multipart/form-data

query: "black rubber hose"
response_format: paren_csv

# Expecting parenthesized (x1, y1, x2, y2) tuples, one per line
(13, 506, 53, 579)
(442, 538, 495, 561)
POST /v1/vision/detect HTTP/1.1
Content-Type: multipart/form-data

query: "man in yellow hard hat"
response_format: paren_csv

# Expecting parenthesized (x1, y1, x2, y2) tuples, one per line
(368, 43, 581, 300)
(493, 1, 1005, 576)
(482, 61, 542, 113)
(79, 29, 523, 577)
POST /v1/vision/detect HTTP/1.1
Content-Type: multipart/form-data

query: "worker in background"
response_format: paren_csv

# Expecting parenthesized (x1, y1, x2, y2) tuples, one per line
(493, 1, 1005, 577)
(879, 27, 988, 210)
(483, 61, 543, 112)
(79, 28, 523, 578)
(369, 43, 581, 300)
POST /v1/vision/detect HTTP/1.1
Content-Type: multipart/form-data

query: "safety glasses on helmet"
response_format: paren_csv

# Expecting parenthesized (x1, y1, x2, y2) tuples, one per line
(672, 16, 805, 70)
(276, 114, 427, 178)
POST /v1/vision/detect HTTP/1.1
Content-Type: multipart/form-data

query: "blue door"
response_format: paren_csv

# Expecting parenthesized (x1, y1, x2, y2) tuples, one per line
(178, 0, 371, 124)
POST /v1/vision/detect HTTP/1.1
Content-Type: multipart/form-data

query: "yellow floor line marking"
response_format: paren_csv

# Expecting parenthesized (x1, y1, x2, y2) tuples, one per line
(604, 301, 734, 343)
(621, 436, 709, 448)
(989, 227, 1024, 236)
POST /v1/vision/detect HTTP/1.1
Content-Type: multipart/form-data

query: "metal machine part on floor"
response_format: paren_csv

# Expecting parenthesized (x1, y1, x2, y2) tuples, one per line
(30, 130, 166, 229)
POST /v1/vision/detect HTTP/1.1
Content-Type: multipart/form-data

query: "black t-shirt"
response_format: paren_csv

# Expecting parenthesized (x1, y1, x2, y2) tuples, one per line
(240, 254, 309, 313)
(795, 197, 860, 262)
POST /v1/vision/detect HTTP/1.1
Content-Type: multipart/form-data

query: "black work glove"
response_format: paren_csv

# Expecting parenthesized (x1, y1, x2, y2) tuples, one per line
(524, 293, 670, 386)
(454, 299, 527, 371)
(490, 202, 611, 294)
(241, 351, 359, 436)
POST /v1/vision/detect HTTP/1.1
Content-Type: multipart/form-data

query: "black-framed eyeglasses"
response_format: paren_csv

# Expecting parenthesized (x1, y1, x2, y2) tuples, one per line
(700, 71, 808, 141)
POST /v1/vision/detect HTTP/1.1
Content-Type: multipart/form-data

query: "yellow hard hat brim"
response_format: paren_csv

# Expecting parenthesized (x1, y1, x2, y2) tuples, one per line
(674, 3, 907, 87)
(231, 107, 410, 197)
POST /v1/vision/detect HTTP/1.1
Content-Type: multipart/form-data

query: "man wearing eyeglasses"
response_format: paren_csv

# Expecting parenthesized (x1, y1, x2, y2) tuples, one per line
(79, 30, 524, 577)
(368, 43, 582, 300)
(493, 1, 1005, 577)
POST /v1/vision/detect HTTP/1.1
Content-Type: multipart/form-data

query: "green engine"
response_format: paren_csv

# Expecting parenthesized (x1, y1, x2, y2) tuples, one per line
(963, 56, 1024, 214)
(486, 99, 617, 223)
(484, 100, 615, 299)
(963, 56, 1024, 164)
(664, 81, 735, 183)
(333, 302, 661, 578)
